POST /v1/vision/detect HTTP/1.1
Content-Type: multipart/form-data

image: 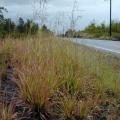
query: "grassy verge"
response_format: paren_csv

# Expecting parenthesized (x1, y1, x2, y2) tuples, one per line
(0, 36, 120, 119)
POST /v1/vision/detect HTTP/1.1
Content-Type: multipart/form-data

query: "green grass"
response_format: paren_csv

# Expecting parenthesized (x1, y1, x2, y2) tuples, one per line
(1, 36, 120, 119)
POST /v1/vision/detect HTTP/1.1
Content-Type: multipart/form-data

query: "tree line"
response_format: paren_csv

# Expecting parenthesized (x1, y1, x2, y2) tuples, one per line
(0, 7, 39, 38)
(84, 21, 120, 37)
(65, 21, 120, 39)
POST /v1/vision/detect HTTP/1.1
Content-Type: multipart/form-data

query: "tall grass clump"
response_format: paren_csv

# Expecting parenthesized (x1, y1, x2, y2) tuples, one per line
(59, 95, 77, 119)
(11, 37, 64, 117)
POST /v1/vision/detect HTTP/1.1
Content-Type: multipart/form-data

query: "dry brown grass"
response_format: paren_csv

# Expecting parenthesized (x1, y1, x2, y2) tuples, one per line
(0, 104, 13, 120)
(0, 36, 120, 119)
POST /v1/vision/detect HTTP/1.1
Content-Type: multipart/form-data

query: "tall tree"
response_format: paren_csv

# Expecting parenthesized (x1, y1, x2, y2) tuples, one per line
(17, 17, 25, 33)
(0, 7, 8, 37)
(24, 19, 39, 34)
(0, 7, 7, 23)
(4, 18, 16, 34)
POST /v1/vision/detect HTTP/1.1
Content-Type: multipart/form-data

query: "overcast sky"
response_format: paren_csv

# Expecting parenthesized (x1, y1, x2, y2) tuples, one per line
(1, 0, 120, 31)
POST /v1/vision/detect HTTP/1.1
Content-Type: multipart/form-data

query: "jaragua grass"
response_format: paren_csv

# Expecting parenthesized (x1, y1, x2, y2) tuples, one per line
(1, 35, 120, 119)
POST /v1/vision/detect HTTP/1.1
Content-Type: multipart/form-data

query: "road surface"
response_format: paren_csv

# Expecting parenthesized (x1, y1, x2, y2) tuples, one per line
(72, 38, 120, 54)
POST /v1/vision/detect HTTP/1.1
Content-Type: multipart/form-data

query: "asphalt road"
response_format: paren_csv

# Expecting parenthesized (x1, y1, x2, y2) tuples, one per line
(73, 38, 120, 54)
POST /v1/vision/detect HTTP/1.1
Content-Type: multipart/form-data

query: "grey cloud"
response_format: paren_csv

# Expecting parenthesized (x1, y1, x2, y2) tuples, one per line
(3, 0, 33, 5)
(3, 0, 73, 6)
(2, 0, 120, 30)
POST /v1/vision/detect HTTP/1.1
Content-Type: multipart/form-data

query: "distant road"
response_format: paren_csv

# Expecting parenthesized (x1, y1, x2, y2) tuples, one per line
(72, 38, 120, 54)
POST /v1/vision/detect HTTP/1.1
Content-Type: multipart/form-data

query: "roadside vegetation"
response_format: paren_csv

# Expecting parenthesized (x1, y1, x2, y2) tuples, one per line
(65, 21, 120, 40)
(0, 35, 120, 120)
